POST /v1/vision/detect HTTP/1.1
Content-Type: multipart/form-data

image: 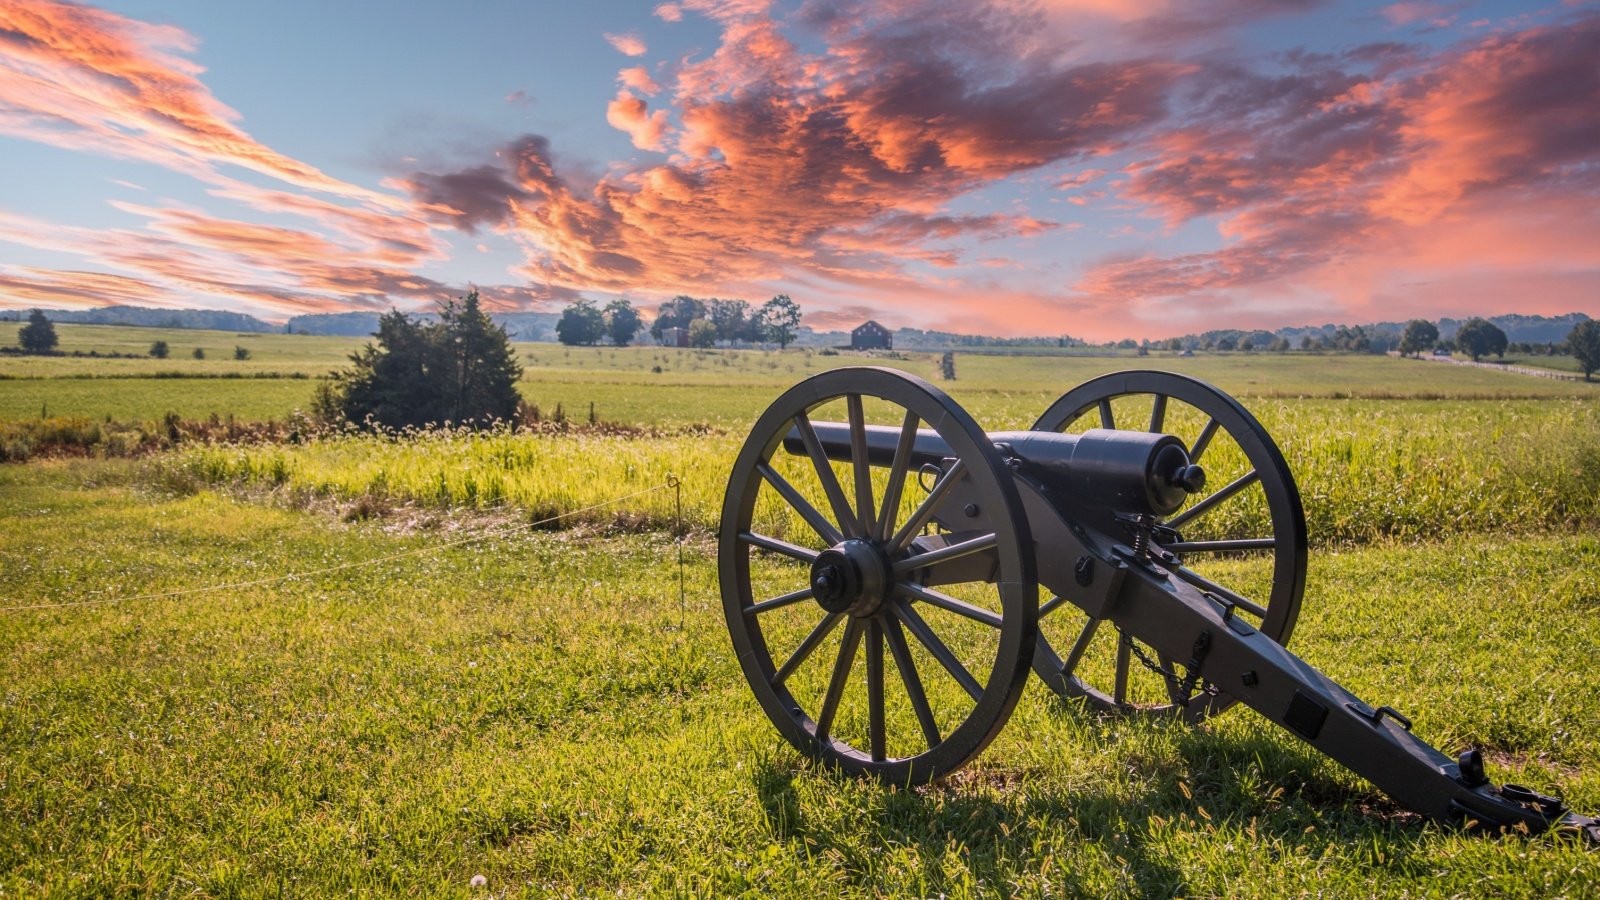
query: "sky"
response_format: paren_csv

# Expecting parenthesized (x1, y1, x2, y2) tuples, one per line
(0, 0, 1596, 340)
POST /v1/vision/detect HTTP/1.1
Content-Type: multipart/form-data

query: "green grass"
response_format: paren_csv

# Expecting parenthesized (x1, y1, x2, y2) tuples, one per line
(2, 460, 1598, 896)
(164, 394, 1600, 546)
(2, 328, 1596, 428)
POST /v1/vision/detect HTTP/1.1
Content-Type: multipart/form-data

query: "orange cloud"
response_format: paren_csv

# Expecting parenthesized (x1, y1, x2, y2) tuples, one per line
(619, 66, 662, 95)
(606, 90, 671, 151)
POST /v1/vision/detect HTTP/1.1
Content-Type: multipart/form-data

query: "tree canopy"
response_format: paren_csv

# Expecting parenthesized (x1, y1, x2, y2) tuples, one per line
(1398, 319, 1439, 357)
(17, 309, 57, 353)
(604, 299, 643, 347)
(1568, 319, 1600, 381)
(1455, 318, 1508, 362)
(755, 295, 802, 348)
(556, 299, 605, 346)
(324, 290, 523, 429)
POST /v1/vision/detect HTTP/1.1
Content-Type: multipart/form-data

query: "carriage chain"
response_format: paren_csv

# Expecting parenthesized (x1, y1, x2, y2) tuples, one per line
(1117, 628, 1217, 707)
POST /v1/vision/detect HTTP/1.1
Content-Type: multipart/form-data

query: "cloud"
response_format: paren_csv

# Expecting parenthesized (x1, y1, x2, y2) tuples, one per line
(619, 66, 661, 95)
(1073, 13, 1600, 330)
(654, 3, 684, 22)
(605, 89, 671, 150)
(0, 0, 399, 207)
(604, 31, 648, 56)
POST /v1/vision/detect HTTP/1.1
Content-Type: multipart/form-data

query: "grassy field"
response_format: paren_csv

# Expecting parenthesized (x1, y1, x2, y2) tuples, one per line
(3, 333, 1600, 895)
(2, 323, 1596, 425)
(2, 461, 1598, 896)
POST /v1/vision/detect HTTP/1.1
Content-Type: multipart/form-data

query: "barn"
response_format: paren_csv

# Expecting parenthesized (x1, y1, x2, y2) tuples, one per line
(851, 320, 892, 350)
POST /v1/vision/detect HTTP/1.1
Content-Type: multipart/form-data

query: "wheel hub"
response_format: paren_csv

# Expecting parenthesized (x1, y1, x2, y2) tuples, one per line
(810, 540, 890, 617)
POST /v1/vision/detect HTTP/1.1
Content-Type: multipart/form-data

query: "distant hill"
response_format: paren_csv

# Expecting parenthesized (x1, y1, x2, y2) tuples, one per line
(0, 305, 276, 332)
(286, 310, 562, 342)
(1166, 312, 1590, 351)
(793, 326, 1072, 350)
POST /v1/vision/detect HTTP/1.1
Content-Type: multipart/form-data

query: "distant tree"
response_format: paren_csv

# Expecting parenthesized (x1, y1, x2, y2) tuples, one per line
(1398, 319, 1439, 357)
(17, 309, 57, 353)
(192, 347, 206, 360)
(940, 351, 956, 380)
(1456, 318, 1507, 362)
(149, 340, 169, 359)
(327, 291, 523, 430)
(1216, 335, 1237, 351)
(687, 318, 718, 348)
(754, 294, 802, 348)
(1300, 335, 1315, 350)
(1270, 338, 1291, 352)
(1568, 319, 1600, 381)
(1166, 337, 1183, 352)
(1435, 338, 1456, 354)
(707, 298, 751, 345)
(233, 345, 252, 360)
(556, 299, 605, 346)
(1239, 338, 1255, 352)
(604, 299, 643, 346)
(650, 295, 705, 341)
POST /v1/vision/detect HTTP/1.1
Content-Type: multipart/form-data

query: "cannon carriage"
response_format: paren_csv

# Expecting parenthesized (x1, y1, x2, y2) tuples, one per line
(719, 366, 1598, 841)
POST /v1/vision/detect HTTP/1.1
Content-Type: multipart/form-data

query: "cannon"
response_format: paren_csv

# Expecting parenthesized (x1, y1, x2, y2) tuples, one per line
(719, 367, 1599, 841)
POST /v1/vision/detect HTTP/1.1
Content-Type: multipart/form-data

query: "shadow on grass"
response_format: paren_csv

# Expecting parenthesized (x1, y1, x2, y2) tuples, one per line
(752, 710, 1434, 895)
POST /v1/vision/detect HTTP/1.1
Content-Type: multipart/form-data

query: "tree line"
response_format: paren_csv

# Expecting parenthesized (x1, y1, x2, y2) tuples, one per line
(554, 294, 801, 348)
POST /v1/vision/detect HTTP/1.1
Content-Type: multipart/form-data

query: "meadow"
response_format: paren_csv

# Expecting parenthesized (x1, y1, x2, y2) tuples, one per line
(2, 325, 1600, 896)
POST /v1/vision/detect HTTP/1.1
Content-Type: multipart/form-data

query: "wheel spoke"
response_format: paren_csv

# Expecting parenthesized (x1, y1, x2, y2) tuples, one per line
(792, 414, 858, 536)
(847, 395, 876, 537)
(891, 532, 997, 577)
(746, 586, 815, 616)
(865, 619, 886, 761)
(740, 531, 819, 563)
(889, 460, 968, 552)
(882, 614, 941, 749)
(1113, 635, 1132, 706)
(1148, 394, 1167, 433)
(896, 583, 1002, 628)
(891, 600, 983, 701)
(815, 619, 864, 742)
(1164, 538, 1276, 554)
(1060, 616, 1100, 678)
(1172, 566, 1269, 618)
(876, 411, 920, 540)
(773, 612, 844, 684)
(758, 461, 845, 546)
(1189, 417, 1220, 463)
(1039, 594, 1071, 618)
(1165, 468, 1259, 529)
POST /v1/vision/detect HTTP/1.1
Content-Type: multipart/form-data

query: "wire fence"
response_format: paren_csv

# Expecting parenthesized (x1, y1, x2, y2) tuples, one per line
(0, 476, 684, 615)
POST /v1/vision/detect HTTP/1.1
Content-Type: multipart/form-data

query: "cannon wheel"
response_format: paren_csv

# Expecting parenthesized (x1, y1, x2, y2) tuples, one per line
(1030, 371, 1307, 722)
(721, 367, 1037, 784)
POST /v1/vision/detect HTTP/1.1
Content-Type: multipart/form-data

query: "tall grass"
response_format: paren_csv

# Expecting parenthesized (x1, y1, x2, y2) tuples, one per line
(162, 397, 1600, 545)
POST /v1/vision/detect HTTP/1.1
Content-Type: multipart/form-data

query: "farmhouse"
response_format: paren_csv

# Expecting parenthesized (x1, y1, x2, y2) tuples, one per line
(851, 320, 892, 350)
(659, 326, 689, 348)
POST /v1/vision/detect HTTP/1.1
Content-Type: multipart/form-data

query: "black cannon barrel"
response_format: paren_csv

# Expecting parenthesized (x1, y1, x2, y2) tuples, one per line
(781, 422, 1205, 516)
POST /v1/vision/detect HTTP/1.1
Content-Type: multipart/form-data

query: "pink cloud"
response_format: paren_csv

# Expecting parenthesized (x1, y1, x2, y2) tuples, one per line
(605, 90, 670, 151)
(619, 66, 662, 95)
(604, 31, 648, 56)
(654, 3, 684, 22)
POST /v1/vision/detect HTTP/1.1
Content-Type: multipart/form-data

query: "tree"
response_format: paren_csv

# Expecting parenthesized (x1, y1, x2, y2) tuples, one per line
(233, 345, 252, 360)
(707, 298, 751, 345)
(650, 295, 704, 341)
(327, 292, 524, 430)
(439, 290, 523, 424)
(1456, 317, 1507, 362)
(1398, 319, 1439, 357)
(754, 294, 802, 348)
(1568, 319, 1600, 381)
(149, 340, 169, 359)
(192, 347, 206, 359)
(556, 299, 605, 346)
(17, 309, 57, 353)
(687, 318, 717, 348)
(604, 299, 643, 346)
